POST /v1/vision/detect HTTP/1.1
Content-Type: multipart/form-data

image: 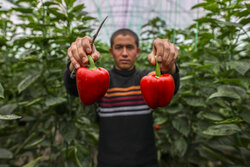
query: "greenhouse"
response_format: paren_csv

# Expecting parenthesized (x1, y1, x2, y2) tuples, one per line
(0, 0, 249, 167)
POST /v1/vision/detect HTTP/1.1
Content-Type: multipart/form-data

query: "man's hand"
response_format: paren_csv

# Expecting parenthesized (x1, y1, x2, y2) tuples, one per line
(148, 38, 178, 74)
(67, 36, 101, 72)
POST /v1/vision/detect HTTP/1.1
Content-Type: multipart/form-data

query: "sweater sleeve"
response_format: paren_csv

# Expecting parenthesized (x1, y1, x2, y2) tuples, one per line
(64, 62, 79, 97)
(171, 64, 180, 95)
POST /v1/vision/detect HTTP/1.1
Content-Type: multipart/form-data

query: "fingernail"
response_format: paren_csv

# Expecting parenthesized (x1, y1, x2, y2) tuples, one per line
(75, 64, 80, 69)
(93, 55, 98, 61)
(83, 57, 88, 64)
(86, 48, 91, 54)
(157, 56, 162, 61)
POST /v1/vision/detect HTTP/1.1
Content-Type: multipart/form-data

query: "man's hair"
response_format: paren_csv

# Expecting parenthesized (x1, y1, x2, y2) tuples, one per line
(110, 28, 139, 48)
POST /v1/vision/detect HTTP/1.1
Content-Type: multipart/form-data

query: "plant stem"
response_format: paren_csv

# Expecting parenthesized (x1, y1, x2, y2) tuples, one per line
(87, 55, 98, 70)
(155, 56, 161, 78)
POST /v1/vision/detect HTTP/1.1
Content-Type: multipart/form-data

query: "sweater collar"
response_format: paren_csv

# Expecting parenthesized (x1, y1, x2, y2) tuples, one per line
(112, 66, 136, 77)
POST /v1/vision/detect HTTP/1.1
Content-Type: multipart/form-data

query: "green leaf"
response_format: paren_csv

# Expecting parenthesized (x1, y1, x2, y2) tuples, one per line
(12, 7, 33, 13)
(42, 1, 58, 7)
(0, 114, 22, 120)
(59, 121, 77, 143)
(25, 98, 43, 107)
(170, 137, 187, 157)
(202, 146, 234, 165)
(180, 75, 194, 81)
(0, 83, 4, 98)
(76, 116, 91, 126)
(203, 124, 241, 136)
(19, 49, 37, 57)
(69, 4, 85, 14)
(67, 146, 82, 167)
(192, 2, 208, 9)
(208, 85, 245, 100)
(203, 3, 220, 12)
(0, 35, 7, 46)
(195, 17, 218, 24)
(0, 104, 18, 114)
(239, 17, 250, 26)
(221, 85, 247, 99)
(202, 112, 224, 121)
(21, 55, 40, 63)
(19, 49, 39, 63)
(16, 0, 34, 3)
(154, 116, 168, 125)
(192, 2, 220, 12)
(215, 78, 249, 89)
(216, 21, 243, 28)
(165, 106, 182, 114)
(75, 142, 91, 156)
(22, 156, 42, 167)
(25, 136, 45, 149)
(199, 33, 214, 41)
(48, 7, 67, 20)
(227, 60, 250, 75)
(45, 97, 66, 107)
(183, 97, 205, 107)
(180, 62, 201, 68)
(82, 16, 96, 22)
(85, 129, 99, 143)
(236, 9, 249, 18)
(65, 0, 76, 8)
(22, 133, 38, 148)
(17, 73, 41, 93)
(172, 118, 190, 137)
(0, 148, 13, 159)
(240, 110, 250, 124)
(216, 117, 243, 124)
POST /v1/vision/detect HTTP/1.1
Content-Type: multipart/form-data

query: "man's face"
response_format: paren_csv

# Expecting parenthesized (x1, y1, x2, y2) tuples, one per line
(109, 34, 140, 71)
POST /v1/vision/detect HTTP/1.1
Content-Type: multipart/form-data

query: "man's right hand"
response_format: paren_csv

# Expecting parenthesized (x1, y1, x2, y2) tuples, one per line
(67, 36, 101, 72)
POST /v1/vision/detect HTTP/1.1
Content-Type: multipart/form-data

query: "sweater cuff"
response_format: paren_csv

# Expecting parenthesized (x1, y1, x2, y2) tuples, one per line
(65, 61, 77, 84)
(170, 64, 180, 95)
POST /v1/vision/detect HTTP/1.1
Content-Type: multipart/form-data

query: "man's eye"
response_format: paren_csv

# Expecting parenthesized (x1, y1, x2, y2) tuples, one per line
(127, 45, 134, 50)
(115, 45, 122, 50)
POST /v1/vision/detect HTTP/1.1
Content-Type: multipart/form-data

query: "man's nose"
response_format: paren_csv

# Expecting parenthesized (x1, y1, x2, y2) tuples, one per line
(122, 48, 128, 56)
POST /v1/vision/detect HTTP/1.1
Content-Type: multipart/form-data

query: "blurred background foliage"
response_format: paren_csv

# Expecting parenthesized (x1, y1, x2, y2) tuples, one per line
(0, 0, 249, 167)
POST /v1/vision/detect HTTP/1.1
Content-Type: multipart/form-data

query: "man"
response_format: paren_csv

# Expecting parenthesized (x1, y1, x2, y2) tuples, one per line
(64, 29, 180, 167)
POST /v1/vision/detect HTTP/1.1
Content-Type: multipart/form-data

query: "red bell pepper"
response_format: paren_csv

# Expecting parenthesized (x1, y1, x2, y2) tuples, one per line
(76, 55, 110, 105)
(140, 56, 175, 109)
(154, 125, 162, 131)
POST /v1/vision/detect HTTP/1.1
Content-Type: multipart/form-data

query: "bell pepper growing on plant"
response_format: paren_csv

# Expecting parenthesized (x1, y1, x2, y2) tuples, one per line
(76, 55, 110, 105)
(154, 125, 162, 131)
(140, 56, 175, 109)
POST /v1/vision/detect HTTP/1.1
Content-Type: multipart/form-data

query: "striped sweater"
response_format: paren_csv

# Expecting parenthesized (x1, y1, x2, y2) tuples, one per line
(64, 65, 180, 167)
(98, 85, 151, 117)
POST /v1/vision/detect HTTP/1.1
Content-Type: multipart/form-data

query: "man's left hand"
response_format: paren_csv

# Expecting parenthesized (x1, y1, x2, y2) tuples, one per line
(148, 38, 178, 74)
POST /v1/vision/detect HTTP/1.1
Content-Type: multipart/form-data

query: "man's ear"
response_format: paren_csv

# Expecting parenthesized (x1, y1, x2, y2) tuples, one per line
(136, 48, 141, 58)
(109, 48, 114, 58)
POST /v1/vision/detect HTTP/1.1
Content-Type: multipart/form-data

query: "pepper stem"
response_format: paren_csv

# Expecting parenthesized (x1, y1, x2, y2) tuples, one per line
(155, 56, 161, 78)
(87, 55, 98, 70)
